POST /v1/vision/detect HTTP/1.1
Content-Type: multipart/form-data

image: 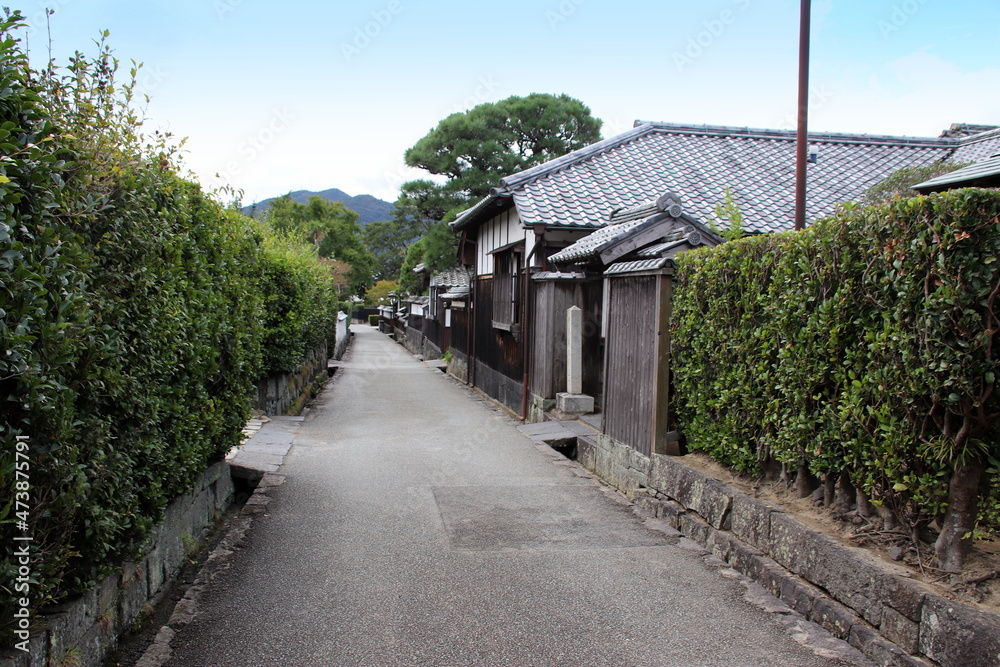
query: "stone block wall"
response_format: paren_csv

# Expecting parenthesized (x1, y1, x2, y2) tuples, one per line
(254, 341, 328, 416)
(577, 433, 1000, 667)
(400, 325, 442, 361)
(446, 349, 469, 385)
(1, 462, 234, 667)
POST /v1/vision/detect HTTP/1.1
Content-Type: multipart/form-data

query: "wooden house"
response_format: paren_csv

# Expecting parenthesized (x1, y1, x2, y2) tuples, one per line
(448, 120, 1000, 426)
(401, 267, 470, 360)
(547, 192, 722, 456)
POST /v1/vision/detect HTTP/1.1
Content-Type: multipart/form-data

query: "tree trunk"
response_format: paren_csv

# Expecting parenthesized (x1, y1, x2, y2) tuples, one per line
(856, 488, 875, 520)
(835, 472, 856, 514)
(934, 463, 983, 574)
(795, 464, 816, 499)
(823, 474, 836, 507)
(882, 505, 899, 531)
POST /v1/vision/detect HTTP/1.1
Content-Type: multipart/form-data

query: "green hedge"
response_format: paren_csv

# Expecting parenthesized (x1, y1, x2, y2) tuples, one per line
(260, 233, 341, 375)
(671, 188, 1000, 571)
(0, 17, 339, 638)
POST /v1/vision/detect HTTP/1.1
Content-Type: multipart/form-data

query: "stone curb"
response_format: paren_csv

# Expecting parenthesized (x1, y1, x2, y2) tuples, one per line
(0, 463, 234, 667)
(130, 443, 293, 667)
(577, 433, 1000, 667)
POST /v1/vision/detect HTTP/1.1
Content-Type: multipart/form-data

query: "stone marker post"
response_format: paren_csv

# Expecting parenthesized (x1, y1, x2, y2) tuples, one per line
(567, 306, 583, 395)
(556, 306, 594, 414)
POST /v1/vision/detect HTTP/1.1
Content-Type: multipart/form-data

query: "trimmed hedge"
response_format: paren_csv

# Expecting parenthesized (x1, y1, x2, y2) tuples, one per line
(0, 17, 339, 641)
(671, 189, 1000, 571)
(260, 232, 341, 375)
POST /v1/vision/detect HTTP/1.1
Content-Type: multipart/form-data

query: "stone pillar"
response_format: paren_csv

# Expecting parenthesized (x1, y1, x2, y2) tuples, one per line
(567, 306, 583, 395)
(556, 306, 594, 415)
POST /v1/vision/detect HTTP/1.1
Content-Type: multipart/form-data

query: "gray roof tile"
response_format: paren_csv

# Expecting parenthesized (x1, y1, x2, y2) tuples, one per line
(913, 153, 1000, 192)
(604, 257, 672, 275)
(440, 286, 470, 299)
(456, 121, 996, 236)
(430, 267, 470, 289)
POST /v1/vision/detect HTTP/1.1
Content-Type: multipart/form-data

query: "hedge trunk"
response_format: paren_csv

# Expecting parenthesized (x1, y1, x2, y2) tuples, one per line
(934, 463, 983, 573)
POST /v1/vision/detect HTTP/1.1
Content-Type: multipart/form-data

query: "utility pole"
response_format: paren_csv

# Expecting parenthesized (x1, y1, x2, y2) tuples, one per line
(794, 0, 811, 231)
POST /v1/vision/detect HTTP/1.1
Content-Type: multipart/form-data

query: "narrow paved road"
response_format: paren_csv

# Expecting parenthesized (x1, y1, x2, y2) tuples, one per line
(162, 326, 869, 667)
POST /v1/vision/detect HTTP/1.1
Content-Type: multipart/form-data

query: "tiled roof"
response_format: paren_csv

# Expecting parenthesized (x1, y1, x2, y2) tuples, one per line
(912, 154, 1000, 192)
(635, 238, 694, 258)
(430, 267, 470, 289)
(440, 286, 470, 300)
(455, 121, 998, 236)
(549, 194, 720, 265)
(948, 128, 1000, 163)
(548, 215, 652, 263)
(604, 257, 672, 275)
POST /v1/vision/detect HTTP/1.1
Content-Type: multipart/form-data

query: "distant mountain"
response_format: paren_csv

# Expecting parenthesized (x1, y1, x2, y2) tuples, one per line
(244, 188, 395, 226)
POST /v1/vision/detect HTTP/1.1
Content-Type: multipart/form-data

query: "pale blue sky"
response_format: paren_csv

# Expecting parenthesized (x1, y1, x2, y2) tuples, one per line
(14, 0, 1000, 204)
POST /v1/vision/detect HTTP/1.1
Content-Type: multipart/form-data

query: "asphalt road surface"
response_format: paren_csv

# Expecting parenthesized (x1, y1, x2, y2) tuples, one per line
(158, 325, 871, 667)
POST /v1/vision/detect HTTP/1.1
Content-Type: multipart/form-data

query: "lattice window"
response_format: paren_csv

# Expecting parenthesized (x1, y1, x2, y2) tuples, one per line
(492, 248, 521, 330)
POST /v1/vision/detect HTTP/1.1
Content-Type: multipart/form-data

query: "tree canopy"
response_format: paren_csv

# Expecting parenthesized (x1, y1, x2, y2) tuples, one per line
(404, 93, 603, 201)
(265, 194, 376, 296)
(364, 180, 469, 283)
(365, 279, 399, 306)
(386, 93, 601, 293)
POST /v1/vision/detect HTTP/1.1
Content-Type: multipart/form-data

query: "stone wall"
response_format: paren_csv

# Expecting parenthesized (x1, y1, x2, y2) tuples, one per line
(577, 433, 1000, 667)
(400, 325, 442, 361)
(446, 349, 469, 385)
(471, 361, 523, 415)
(254, 341, 328, 416)
(1, 462, 234, 667)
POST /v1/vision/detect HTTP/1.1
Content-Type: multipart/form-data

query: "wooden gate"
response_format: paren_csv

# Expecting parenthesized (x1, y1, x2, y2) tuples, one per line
(602, 268, 673, 457)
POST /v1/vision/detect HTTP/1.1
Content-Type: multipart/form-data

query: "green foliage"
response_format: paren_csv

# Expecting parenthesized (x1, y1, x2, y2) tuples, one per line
(671, 189, 1000, 553)
(0, 18, 339, 639)
(363, 218, 411, 282)
(863, 161, 971, 205)
(258, 231, 340, 375)
(421, 221, 459, 273)
(398, 237, 427, 294)
(389, 93, 600, 297)
(403, 93, 603, 204)
(265, 194, 375, 296)
(390, 179, 468, 235)
(706, 187, 746, 241)
(366, 279, 399, 307)
(368, 314, 380, 326)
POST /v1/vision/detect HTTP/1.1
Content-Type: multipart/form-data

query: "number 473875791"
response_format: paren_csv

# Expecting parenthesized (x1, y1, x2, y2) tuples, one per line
(14, 437, 30, 525)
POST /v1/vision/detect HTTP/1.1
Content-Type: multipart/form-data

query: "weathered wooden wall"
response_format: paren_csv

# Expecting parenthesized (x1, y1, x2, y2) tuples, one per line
(602, 275, 660, 456)
(530, 278, 603, 402)
(451, 307, 470, 356)
(473, 276, 523, 382)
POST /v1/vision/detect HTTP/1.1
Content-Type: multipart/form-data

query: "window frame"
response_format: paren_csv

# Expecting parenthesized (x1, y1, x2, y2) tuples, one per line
(491, 245, 522, 331)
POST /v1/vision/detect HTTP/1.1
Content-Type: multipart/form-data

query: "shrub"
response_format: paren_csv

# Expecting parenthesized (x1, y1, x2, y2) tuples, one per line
(671, 189, 1000, 572)
(0, 16, 337, 640)
(369, 314, 380, 326)
(259, 231, 340, 375)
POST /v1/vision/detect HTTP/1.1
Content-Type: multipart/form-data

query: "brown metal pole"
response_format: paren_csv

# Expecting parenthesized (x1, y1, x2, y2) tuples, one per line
(794, 0, 811, 231)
